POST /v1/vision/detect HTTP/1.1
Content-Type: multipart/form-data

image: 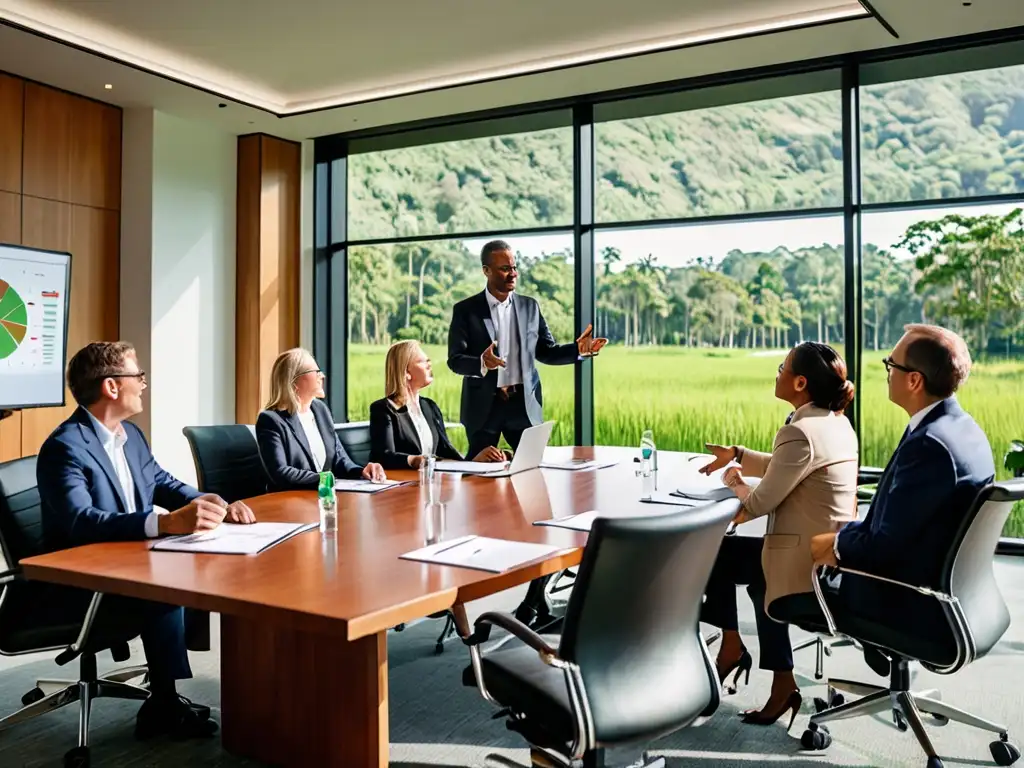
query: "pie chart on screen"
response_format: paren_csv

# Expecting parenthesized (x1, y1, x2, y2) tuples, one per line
(0, 279, 29, 361)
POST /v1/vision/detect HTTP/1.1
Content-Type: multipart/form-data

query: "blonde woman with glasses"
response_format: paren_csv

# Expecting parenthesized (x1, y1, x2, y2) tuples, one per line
(369, 340, 505, 469)
(256, 348, 387, 490)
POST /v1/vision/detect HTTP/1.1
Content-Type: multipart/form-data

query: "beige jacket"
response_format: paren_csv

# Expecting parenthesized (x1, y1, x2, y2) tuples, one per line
(736, 404, 858, 616)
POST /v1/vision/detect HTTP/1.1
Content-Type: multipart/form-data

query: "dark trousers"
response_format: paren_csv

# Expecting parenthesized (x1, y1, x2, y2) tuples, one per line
(701, 534, 794, 672)
(467, 389, 552, 621)
(88, 595, 193, 693)
(466, 389, 532, 459)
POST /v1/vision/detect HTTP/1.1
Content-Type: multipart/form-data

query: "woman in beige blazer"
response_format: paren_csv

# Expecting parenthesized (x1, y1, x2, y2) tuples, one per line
(700, 342, 858, 729)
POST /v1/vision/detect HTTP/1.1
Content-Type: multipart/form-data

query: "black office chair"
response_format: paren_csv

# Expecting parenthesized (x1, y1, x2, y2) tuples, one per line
(0, 456, 151, 768)
(802, 479, 1024, 768)
(461, 499, 736, 768)
(335, 421, 372, 466)
(182, 424, 267, 502)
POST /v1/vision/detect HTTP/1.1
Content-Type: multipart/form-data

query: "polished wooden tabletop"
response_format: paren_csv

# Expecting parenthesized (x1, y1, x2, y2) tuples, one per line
(21, 446, 712, 640)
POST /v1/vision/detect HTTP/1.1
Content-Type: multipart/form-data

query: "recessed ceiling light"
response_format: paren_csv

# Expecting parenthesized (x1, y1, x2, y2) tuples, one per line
(104, 83, 113, 90)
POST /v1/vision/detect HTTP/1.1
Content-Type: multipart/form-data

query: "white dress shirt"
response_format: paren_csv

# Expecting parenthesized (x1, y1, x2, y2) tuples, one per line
(84, 410, 159, 537)
(480, 290, 522, 387)
(399, 395, 435, 457)
(298, 407, 328, 471)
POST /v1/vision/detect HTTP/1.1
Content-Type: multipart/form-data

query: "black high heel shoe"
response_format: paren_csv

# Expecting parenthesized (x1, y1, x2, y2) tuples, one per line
(716, 648, 753, 694)
(740, 690, 803, 731)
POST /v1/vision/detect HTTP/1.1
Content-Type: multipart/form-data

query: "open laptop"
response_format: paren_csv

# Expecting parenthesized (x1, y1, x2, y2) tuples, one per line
(435, 421, 555, 478)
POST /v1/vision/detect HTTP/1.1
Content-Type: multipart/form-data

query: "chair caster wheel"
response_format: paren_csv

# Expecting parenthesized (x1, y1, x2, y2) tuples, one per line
(814, 689, 845, 712)
(930, 713, 950, 726)
(801, 723, 831, 750)
(21, 687, 44, 706)
(991, 738, 1020, 766)
(393, 623, 405, 632)
(434, 642, 445, 655)
(893, 709, 908, 732)
(926, 758, 944, 768)
(64, 746, 90, 768)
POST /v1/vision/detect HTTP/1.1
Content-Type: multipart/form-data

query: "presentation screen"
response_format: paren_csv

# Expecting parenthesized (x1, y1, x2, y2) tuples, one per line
(0, 243, 72, 410)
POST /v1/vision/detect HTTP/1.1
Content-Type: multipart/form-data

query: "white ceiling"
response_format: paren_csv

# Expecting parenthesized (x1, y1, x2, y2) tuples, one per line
(0, 0, 1022, 140)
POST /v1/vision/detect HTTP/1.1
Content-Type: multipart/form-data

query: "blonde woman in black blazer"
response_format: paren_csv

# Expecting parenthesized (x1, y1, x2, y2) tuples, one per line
(369, 341, 505, 470)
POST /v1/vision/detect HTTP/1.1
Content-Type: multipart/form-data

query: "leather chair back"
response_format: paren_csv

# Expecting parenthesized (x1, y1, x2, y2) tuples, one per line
(558, 498, 736, 744)
(335, 422, 372, 466)
(941, 479, 1024, 665)
(0, 456, 45, 569)
(182, 425, 266, 503)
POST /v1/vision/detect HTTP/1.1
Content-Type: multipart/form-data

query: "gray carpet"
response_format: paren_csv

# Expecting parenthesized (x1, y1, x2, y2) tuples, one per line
(1, 558, 1022, 767)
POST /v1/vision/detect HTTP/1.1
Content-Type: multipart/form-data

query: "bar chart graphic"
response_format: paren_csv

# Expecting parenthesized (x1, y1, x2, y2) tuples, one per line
(0, 279, 28, 360)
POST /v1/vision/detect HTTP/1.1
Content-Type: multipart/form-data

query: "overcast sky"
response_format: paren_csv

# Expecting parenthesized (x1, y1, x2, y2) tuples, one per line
(464, 201, 1020, 269)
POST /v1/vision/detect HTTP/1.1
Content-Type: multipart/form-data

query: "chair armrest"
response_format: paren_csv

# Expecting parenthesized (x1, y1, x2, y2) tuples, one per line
(857, 466, 884, 485)
(55, 592, 106, 666)
(471, 611, 559, 660)
(812, 565, 955, 638)
(0, 566, 20, 586)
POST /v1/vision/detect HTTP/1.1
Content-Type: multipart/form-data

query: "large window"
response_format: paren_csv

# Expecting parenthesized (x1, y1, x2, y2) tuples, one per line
(320, 41, 1024, 543)
(862, 64, 1024, 204)
(346, 233, 576, 449)
(347, 127, 574, 240)
(861, 204, 1024, 538)
(595, 90, 843, 223)
(594, 217, 845, 453)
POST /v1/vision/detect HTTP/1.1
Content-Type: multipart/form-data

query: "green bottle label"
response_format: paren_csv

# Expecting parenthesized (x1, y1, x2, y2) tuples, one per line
(318, 471, 336, 498)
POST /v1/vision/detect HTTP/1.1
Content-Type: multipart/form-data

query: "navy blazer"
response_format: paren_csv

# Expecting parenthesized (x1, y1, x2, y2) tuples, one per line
(837, 398, 994, 590)
(255, 399, 362, 490)
(446, 290, 578, 438)
(37, 407, 201, 550)
(368, 396, 462, 469)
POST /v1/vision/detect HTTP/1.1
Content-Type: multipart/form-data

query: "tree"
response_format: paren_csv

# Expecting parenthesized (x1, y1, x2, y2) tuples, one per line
(898, 208, 1024, 357)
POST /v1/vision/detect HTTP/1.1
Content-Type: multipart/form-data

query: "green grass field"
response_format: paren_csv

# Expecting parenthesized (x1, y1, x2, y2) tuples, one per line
(348, 344, 1024, 538)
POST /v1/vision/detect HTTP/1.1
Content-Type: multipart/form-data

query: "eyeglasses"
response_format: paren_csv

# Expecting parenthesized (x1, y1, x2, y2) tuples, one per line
(489, 265, 518, 275)
(882, 356, 926, 381)
(101, 370, 146, 382)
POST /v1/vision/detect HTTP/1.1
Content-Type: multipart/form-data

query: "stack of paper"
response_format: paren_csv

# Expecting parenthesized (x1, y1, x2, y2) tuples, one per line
(539, 459, 617, 472)
(333, 478, 410, 494)
(434, 460, 508, 475)
(535, 510, 606, 531)
(671, 467, 739, 501)
(400, 535, 562, 573)
(151, 522, 317, 555)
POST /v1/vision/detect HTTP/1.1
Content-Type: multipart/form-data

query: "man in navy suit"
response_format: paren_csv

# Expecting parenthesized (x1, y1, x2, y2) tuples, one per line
(37, 341, 255, 740)
(811, 324, 994, 630)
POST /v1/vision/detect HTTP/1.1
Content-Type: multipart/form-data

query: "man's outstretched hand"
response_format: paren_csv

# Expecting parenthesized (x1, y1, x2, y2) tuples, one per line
(576, 324, 608, 358)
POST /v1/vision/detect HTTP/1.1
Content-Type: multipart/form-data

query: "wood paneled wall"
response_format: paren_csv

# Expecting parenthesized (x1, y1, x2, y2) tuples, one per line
(235, 134, 301, 424)
(0, 72, 121, 462)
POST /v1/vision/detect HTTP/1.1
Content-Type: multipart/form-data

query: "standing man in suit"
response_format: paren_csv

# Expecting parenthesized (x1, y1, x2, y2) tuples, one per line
(447, 240, 607, 628)
(811, 324, 994, 633)
(447, 240, 607, 459)
(37, 341, 255, 740)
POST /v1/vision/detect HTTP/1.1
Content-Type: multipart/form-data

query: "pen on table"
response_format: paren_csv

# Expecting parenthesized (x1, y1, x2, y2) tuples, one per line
(433, 537, 474, 555)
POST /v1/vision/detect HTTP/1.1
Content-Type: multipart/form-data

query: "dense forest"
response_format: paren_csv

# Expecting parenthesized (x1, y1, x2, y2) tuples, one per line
(346, 64, 1024, 357)
(349, 65, 1024, 239)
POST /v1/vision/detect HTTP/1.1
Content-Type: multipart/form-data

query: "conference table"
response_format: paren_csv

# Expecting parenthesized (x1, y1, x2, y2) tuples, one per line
(19, 446, 737, 767)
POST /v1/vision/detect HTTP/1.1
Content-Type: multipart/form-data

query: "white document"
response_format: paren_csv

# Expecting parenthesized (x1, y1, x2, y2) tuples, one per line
(151, 522, 317, 555)
(434, 460, 509, 475)
(332, 478, 409, 493)
(539, 459, 617, 472)
(535, 510, 606, 531)
(640, 491, 701, 507)
(672, 466, 739, 501)
(400, 535, 563, 573)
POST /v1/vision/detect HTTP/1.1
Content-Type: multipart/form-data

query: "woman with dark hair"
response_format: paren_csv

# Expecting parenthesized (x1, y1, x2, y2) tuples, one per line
(698, 342, 858, 729)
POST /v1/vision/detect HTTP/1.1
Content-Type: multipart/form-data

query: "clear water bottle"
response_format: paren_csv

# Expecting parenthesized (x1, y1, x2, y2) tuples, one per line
(419, 455, 440, 505)
(318, 470, 337, 535)
(641, 429, 658, 489)
(637, 458, 654, 500)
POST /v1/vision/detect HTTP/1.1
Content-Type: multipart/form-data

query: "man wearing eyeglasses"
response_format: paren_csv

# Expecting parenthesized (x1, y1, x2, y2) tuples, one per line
(36, 341, 255, 740)
(447, 240, 607, 461)
(810, 324, 994, 639)
(448, 240, 607, 628)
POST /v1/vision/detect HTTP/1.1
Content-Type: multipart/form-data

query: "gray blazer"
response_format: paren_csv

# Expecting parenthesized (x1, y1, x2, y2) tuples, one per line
(447, 290, 578, 438)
